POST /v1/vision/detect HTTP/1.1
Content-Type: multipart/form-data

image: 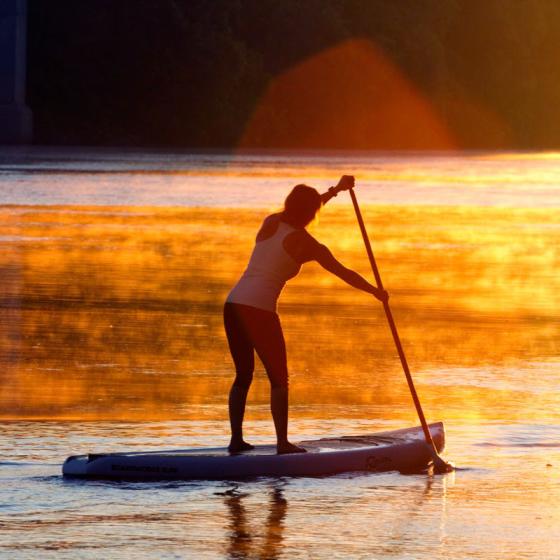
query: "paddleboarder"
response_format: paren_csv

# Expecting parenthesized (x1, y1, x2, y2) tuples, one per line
(225, 176, 388, 454)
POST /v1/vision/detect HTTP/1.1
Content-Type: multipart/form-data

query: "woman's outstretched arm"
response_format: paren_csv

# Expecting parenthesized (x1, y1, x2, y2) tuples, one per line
(314, 244, 388, 302)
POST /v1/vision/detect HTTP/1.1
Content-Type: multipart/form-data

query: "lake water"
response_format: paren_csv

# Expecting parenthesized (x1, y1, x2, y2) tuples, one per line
(0, 148, 559, 558)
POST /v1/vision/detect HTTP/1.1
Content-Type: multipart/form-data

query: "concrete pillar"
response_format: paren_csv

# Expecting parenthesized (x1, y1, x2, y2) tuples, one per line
(0, 0, 32, 144)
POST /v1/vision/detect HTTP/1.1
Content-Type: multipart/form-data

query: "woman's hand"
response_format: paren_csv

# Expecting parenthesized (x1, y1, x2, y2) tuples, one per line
(373, 287, 389, 303)
(335, 175, 355, 193)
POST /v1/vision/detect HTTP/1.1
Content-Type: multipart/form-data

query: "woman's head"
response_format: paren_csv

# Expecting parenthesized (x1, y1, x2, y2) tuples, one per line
(282, 184, 322, 228)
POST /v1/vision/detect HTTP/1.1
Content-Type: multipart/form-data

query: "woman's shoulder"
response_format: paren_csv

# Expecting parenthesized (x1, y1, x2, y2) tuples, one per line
(256, 213, 282, 242)
(283, 229, 323, 263)
(287, 227, 318, 243)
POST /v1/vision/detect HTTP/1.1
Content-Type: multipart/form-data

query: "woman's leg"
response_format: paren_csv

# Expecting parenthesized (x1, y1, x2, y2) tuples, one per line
(228, 386, 252, 450)
(249, 312, 306, 454)
(270, 386, 290, 449)
(223, 303, 255, 452)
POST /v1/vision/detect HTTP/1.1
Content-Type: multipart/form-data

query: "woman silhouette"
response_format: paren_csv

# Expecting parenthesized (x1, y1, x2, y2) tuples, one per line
(224, 175, 388, 453)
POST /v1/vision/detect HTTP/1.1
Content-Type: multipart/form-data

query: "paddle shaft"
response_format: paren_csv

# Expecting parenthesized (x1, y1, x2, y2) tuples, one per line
(348, 188, 439, 453)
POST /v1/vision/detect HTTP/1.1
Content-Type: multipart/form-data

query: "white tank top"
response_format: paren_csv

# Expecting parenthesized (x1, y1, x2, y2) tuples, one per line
(227, 221, 301, 312)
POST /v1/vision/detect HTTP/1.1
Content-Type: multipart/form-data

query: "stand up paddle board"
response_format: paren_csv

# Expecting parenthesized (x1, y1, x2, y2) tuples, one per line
(62, 422, 444, 481)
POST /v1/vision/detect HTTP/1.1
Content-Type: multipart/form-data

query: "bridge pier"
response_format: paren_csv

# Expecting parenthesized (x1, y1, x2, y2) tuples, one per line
(0, 0, 32, 144)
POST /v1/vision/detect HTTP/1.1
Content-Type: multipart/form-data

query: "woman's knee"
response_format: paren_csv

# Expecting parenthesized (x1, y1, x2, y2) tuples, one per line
(268, 371, 288, 390)
(233, 371, 253, 390)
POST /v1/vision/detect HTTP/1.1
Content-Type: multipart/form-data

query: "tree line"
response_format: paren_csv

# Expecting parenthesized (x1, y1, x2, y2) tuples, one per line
(27, 1, 560, 149)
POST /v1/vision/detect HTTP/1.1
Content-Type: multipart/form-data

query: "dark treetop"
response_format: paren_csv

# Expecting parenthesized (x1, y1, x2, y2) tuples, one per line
(27, 0, 560, 149)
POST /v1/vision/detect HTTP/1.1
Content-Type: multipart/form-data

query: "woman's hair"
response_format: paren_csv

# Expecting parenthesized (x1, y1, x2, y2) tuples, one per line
(282, 184, 322, 228)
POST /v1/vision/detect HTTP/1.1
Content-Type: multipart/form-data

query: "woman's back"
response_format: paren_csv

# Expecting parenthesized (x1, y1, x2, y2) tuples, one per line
(227, 215, 301, 312)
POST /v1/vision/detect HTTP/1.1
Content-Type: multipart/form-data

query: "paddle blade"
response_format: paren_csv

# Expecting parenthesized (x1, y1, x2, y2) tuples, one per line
(432, 454, 455, 474)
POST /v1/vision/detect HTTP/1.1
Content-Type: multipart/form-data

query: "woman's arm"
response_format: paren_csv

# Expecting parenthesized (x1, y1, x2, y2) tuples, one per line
(320, 175, 355, 205)
(314, 244, 388, 302)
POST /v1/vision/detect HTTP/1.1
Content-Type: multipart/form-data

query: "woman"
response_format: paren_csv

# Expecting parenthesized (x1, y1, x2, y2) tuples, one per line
(224, 175, 388, 454)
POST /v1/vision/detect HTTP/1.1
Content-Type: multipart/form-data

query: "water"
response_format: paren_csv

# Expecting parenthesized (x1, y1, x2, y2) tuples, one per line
(1, 148, 559, 558)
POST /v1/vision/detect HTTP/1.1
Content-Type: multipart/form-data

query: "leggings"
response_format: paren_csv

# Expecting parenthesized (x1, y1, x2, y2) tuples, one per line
(223, 302, 288, 389)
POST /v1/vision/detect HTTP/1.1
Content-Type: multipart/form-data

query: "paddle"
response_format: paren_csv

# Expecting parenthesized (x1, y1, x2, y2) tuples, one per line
(348, 187, 454, 474)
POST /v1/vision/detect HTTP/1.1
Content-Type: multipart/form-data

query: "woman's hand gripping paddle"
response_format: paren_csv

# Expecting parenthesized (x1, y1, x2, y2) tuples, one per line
(348, 187, 454, 474)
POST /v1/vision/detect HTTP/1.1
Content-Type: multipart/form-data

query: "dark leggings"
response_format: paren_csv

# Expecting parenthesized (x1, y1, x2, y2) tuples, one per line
(223, 302, 288, 389)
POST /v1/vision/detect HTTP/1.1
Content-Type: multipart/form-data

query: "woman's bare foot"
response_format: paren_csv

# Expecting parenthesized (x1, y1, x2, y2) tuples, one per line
(228, 440, 255, 453)
(277, 441, 307, 454)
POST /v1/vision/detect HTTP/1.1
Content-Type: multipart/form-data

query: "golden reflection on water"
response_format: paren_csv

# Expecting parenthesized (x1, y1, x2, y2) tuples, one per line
(0, 205, 558, 422)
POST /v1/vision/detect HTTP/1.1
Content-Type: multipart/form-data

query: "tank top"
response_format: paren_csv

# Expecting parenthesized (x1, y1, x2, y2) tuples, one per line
(226, 220, 301, 312)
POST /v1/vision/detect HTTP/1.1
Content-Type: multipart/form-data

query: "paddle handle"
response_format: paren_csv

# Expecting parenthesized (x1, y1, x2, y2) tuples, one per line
(348, 188, 439, 452)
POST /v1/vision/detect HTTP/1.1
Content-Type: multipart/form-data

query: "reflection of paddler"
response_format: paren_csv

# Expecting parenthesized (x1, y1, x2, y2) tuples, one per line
(224, 485, 287, 560)
(224, 487, 252, 559)
(262, 487, 287, 559)
(224, 176, 389, 454)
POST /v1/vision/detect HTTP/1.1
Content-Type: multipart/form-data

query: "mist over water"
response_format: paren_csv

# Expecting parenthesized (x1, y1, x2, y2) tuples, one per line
(1, 149, 559, 558)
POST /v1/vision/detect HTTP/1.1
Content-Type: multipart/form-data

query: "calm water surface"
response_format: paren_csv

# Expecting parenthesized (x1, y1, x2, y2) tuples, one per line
(0, 148, 559, 558)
